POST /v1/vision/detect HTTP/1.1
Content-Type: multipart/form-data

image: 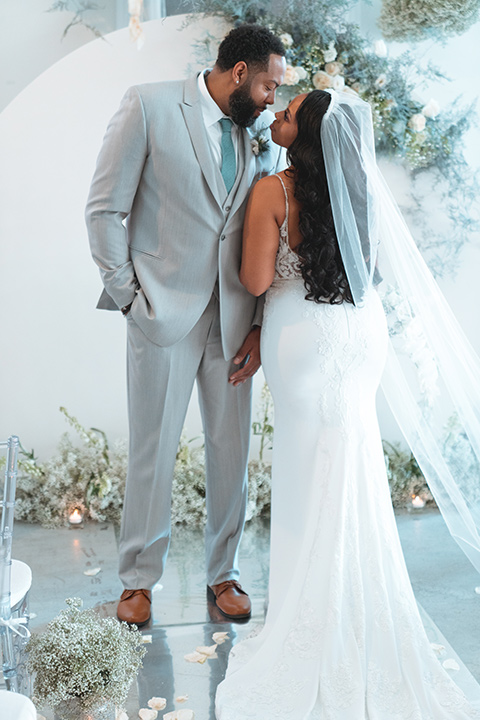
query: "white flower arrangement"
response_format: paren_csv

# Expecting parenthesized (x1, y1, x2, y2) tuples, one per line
(284, 64, 301, 86)
(250, 128, 269, 156)
(408, 113, 427, 132)
(312, 70, 332, 90)
(27, 598, 146, 719)
(323, 40, 337, 62)
(422, 98, 441, 118)
(280, 32, 294, 47)
(379, 0, 480, 41)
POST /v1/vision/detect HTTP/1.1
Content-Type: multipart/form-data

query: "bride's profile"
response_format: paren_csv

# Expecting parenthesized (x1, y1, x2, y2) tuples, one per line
(215, 89, 480, 718)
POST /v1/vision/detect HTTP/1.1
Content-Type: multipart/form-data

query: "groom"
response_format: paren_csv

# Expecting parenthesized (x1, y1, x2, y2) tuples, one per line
(86, 24, 286, 625)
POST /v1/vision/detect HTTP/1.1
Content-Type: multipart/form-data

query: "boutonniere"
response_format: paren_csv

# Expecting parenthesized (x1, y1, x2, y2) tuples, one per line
(250, 127, 270, 156)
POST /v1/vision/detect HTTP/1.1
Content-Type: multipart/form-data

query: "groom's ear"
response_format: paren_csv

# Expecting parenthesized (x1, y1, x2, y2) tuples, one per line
(232, 61, 249, 86)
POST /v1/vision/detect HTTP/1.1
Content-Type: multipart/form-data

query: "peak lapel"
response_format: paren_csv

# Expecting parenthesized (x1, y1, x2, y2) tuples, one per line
(181, 77, 226, 207)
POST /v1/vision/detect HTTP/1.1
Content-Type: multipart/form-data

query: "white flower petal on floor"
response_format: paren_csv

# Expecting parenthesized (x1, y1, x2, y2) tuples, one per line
(176, 710, 195, 720)
(175, 695, 188, 703)
(195, 644, 217, 657)
(139, 710, 157, 720)
(475, 586, 480, 594)
(141, 635, 153, 644)
(83, 567, 101, 576)
(430, 643, 446, 655)
(116, 711, 129, 720)
(212, 632, 229, 644)
(184, 651, 208, 664)
(443, 659, 460, 671)
(148, 697, 167, 710)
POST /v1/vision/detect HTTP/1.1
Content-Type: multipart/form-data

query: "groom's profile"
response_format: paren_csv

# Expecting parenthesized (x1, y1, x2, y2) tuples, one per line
(85, 24, 286, 626)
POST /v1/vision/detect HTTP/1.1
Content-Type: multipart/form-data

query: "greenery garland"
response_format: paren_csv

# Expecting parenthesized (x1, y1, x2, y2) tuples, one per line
(379, 0, 480, 43)
(189, 0, 479, 276)
(6, 393, 458, 528)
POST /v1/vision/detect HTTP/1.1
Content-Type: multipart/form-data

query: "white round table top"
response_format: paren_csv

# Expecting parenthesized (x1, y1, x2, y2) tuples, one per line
(0, 690, 36, 720)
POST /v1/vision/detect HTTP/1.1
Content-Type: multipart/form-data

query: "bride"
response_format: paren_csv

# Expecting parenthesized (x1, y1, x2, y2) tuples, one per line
(215, 89, 480, 719)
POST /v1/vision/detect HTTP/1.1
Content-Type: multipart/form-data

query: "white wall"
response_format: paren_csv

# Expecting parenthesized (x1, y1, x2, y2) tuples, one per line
(0, 3, 479, 460)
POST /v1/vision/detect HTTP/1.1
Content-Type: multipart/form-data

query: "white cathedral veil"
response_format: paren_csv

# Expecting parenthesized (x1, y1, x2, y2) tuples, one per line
(322, 88, 480, 575)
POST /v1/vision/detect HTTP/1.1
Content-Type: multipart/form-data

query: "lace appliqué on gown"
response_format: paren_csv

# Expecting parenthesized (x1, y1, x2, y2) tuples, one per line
(215, 174, 480, 720)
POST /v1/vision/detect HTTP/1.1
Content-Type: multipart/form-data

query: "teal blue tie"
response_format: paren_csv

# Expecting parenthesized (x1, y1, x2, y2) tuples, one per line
(220, 117, 236, 194)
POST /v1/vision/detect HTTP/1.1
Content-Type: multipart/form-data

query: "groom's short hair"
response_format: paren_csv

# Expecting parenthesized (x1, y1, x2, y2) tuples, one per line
(216, 24, 286, 72)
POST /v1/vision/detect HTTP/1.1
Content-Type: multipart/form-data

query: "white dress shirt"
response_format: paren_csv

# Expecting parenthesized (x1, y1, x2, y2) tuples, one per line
(197, 70, 240, 171)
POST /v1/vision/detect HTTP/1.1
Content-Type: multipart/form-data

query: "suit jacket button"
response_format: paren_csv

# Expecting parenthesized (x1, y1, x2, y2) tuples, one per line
(225, 205, 231, 212)
(220, 235, 226, 241)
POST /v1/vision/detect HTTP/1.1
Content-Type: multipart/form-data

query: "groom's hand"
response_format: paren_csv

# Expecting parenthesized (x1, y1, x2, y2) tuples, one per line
(229, 326, 261, 386)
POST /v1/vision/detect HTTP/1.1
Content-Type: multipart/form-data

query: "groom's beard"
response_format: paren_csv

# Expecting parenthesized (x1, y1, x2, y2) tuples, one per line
(228, 81, 259, 128)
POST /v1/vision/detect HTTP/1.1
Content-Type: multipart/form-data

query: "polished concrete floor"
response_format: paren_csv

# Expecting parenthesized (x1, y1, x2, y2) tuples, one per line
(9, 509, 480, 719)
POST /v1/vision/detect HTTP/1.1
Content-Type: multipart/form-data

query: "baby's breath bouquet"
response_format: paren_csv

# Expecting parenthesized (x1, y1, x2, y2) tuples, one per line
(27, 598, 146, 720)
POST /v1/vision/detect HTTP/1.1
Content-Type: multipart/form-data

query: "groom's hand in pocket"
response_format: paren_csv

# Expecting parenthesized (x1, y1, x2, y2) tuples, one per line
(229, 326, 261, 386)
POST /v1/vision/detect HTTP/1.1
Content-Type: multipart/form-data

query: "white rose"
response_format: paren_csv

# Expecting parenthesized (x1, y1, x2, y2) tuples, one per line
(324, 41, 337, 63)
(331, 75, 345, 91)
(312, 70, 332, 90)
(280, 32, 294, 47)
(294, 65, 308, 80)
(283, 64, 301, 86)
(324, 61, 343, 76)
(375, 73, 387, 88)
(422, 98, 440, 118)
(374, 39, 387, 57)
(408, 113, 426, 132)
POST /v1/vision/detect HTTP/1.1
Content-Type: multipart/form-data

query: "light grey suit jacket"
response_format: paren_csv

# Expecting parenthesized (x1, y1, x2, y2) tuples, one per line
(85, 76, 285, 360)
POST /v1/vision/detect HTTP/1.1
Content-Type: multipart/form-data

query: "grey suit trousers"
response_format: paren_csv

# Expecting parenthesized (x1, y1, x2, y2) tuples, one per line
(118, 292, 252, 589)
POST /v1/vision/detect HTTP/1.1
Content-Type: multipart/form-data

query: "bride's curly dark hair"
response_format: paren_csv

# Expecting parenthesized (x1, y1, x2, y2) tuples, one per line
(287, 90, 354, 305)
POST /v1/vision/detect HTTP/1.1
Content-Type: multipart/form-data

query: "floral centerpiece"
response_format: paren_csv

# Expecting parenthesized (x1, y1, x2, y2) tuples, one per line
(189, 0, 478, 277)
(379, 0, 480, 42)
(12, 408, 127, 527)
(26, 598, 146, 720)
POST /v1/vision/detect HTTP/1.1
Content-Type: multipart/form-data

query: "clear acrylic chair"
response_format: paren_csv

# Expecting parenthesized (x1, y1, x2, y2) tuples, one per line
(0, 436, 32, 696)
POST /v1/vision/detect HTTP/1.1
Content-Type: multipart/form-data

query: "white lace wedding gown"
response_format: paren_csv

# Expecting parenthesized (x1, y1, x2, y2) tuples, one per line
(215, 176, 479, 720)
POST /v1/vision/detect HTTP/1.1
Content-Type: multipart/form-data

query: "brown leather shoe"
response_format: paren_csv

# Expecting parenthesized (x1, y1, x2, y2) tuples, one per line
(207, 580, 251, 620)
(117, 589, 152, 626)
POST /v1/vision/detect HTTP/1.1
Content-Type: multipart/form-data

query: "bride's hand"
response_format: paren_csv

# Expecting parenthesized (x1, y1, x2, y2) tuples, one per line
(229, 326, 261, 386)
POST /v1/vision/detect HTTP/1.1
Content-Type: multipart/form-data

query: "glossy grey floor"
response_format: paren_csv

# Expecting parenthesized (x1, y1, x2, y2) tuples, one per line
(11, 509, 480, 719)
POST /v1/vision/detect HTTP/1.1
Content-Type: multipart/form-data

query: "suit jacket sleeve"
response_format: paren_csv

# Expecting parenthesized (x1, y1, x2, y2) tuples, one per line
(85, 86, 148, 310)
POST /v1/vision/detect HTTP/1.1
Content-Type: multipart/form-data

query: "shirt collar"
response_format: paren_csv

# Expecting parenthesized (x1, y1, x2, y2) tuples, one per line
(198, 70, 232, 129)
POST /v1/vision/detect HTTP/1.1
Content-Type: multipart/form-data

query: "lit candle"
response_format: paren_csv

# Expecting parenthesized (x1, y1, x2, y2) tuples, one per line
(68, 508, 84, 525)
(411, 495, 425, 509)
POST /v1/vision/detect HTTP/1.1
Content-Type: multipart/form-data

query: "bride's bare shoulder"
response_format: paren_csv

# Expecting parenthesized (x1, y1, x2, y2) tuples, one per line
(250, 173, 287, 204)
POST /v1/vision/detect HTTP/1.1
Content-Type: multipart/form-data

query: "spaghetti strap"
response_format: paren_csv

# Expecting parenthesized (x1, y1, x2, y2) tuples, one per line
(274, 174, 289, 227)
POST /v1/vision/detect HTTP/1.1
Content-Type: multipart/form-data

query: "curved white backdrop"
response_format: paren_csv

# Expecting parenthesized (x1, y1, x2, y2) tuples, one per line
(0, 15, 229, 455)
(1, 13, 479, 458)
